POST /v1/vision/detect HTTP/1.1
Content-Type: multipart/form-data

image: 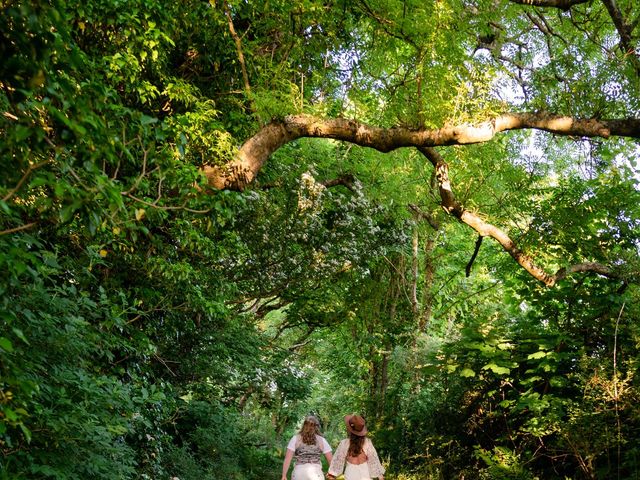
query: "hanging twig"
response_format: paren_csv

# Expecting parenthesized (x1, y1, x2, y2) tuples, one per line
(465, 235, 484, 277)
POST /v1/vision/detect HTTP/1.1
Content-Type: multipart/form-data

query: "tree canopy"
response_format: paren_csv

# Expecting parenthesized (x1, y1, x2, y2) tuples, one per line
(1, 0, 640, 479)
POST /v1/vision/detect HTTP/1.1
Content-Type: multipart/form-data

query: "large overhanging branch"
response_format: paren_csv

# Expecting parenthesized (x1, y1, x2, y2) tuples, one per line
(203, 113, 640, 190)
(417, 147, 615, 286)
(202, 113, 635, 285)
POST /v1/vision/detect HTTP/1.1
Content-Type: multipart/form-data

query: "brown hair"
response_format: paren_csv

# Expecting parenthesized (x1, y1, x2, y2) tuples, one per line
(347, 432, 365, 457)
(299, 415, 321, 445)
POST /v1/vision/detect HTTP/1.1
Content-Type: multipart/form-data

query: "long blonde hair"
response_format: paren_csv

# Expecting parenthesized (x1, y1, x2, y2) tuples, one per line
(299, 415, 321, 445)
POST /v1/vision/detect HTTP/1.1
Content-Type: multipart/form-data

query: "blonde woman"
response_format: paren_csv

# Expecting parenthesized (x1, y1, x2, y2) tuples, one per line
(326, 414, 384, 480)
(282, 415, 333, 480)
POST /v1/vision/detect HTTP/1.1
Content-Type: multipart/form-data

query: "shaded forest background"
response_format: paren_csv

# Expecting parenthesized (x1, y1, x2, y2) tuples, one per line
(1, 0, 640, 478)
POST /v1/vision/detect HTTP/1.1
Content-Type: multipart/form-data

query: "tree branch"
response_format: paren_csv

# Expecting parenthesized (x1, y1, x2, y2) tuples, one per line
(408, 203, 440, 230)
(507, 0, 589, 10)
(203, 113, 640, 190)
(554, 262, 617, 283)
(3, 160, 50, 202)
(224, 1, 252, 99)
(357, 0, 420, 50)
(320, 174, 356, 191)
(121, 192, 212, 214)
(0, 222, 38, 236)
(600, 0, 640, 75)
(510, 0, 640, 73)
(418, 146, 615, 286)
(202, 114, 629, 286)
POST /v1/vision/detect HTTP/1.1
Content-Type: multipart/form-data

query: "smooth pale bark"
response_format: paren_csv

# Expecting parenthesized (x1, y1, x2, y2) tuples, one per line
(203, 113, 640, 190)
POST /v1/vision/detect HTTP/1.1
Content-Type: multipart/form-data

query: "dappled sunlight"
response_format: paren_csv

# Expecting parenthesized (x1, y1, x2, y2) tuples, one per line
(1, 0, 639, 478)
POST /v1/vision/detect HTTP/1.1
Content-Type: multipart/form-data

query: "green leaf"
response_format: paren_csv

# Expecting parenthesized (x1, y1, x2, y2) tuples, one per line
(4, 407, 17, 421)
(0, 337, 14, 352)
(12, 328, 30, 345)
(0, 200, 10, 214)
(19, 423, 32, 443)
(482, 363, 511, 375)
(459, 368, 476, 378)
(527, 350, 548, 360)
(140, 115, 158, 125)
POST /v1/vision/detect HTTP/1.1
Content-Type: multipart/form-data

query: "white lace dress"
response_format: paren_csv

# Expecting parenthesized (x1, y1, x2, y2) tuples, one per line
(328, 438, 385, 480)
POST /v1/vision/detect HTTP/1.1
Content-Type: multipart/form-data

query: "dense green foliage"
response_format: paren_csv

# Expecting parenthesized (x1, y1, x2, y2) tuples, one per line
(1, 0, 639, 479)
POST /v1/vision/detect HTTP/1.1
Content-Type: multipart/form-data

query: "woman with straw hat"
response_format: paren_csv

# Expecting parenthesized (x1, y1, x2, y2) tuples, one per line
(326, 414, 385, 480)
(282, 415, 333, 480)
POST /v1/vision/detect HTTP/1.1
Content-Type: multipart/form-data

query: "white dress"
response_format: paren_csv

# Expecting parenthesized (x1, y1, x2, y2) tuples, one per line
(292, 463, 324, 480)
(344, 461, 372, 480)
(328, 437, 385, 480)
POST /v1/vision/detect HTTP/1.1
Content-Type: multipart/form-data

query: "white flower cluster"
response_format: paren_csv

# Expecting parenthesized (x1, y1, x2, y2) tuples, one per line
(297, 172, 325, 213)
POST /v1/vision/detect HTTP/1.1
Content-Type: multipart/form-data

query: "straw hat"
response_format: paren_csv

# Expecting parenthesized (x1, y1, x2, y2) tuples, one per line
(344, 414, 367, 436)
